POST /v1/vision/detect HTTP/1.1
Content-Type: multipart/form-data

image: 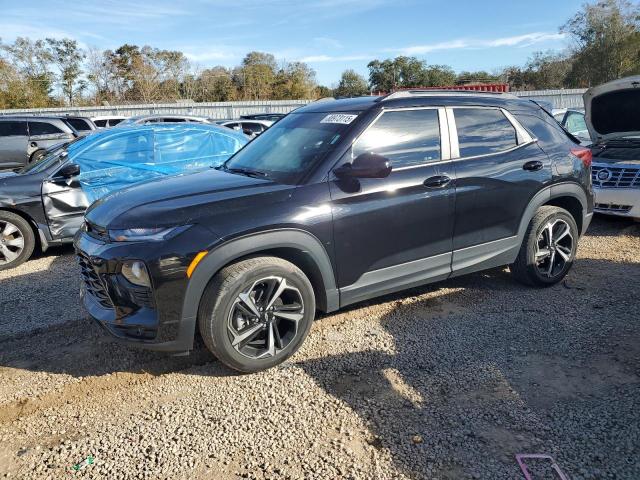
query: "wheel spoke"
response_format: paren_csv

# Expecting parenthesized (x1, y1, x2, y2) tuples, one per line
(547, 251, 556, 276)
(554, 223, 571, 243)
(238, 292, 261, 318)
(273, 310, 304, 323)
(545, 223, 554, 245)
(556, 245, 572, 261)
(0, 245, 19, 262)
(5, 236, 24, 248)
(231, 322, 263, 347)
(265, 277, 287, 309)
(1, 223, 18, 236)
(272, 321, 284, 349)
(258, 322, 276, 358)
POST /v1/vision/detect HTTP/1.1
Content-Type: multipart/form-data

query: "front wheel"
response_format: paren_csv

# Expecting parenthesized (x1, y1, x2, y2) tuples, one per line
(510, 206, 578, 287)
(198, 256, 316, 373)
(0, 211, 36, 271)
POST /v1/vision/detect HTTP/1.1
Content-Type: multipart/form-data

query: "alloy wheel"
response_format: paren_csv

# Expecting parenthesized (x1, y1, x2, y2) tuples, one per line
(535, 218, 573, 278)
(0, 221, 25, 265)
(227, 276, 305, 359)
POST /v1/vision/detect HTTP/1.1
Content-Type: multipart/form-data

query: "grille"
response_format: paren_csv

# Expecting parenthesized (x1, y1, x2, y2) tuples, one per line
(592, 165, 640, 189)
(594, 203, 632, 213)
(77, 253, 113, 308)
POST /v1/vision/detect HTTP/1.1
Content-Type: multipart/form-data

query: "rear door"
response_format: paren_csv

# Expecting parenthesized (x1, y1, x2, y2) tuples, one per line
(0, 121, 28, 168)
(330, 107, 456, 304)
(449, 106, 551, 272)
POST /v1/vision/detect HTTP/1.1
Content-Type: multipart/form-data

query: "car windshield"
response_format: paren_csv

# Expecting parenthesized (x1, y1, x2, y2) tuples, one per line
(19, 136, 88, 174)
(222, 112, 354, 183)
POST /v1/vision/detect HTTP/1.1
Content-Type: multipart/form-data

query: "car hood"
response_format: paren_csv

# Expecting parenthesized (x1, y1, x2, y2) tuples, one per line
(85, 168, 288, 229)
(584, 76, 640, 142)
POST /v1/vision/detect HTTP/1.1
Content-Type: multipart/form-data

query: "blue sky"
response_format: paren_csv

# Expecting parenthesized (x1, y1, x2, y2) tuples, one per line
(0, 0, 584, 86)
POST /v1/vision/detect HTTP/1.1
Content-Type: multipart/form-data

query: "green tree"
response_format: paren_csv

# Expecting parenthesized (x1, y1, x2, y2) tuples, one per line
(46, 38, 86, 105)
(236, 51, 278, 99)
(562, 0, 640, 86)
(0, 37, 54, 106)
(334, 69, 369, 97)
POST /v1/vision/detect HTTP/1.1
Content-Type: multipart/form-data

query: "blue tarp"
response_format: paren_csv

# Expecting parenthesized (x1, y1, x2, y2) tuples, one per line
(68, 124, 247, 202)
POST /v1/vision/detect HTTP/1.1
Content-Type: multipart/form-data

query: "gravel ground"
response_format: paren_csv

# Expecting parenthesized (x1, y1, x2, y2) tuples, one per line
(0, 215, 638, 480)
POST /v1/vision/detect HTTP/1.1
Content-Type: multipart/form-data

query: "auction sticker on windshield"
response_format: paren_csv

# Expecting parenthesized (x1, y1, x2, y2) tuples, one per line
(320, 114, 358, 125)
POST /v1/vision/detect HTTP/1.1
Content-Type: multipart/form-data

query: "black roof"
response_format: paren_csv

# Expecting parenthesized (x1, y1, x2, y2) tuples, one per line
(296, 92, 541, 114)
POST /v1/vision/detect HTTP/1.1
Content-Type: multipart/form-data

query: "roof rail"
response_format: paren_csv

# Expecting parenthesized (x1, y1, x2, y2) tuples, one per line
(380, 89, 516, 101)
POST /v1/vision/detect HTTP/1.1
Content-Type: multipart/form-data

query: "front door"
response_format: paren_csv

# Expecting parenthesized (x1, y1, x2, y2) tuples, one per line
(42, 130, 154, 239)
(329, 107, 456, 305)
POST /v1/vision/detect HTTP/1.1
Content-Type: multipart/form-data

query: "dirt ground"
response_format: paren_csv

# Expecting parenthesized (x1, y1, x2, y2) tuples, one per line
(0, 215, 638, 479)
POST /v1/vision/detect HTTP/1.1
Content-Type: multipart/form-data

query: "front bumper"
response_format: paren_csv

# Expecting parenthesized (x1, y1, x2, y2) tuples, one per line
(593, 187, 640, 219)
(74, 228, 204, 353)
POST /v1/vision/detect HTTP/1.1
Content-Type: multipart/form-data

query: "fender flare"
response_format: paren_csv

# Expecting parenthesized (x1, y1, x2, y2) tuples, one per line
(180, 228, 339, 339)
(516, 182, 589, 241)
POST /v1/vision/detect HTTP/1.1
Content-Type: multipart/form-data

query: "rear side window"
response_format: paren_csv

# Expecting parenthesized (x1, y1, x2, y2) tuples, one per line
(454, 108, 517, 157)
(109, 119, 124, 126)
(163, 118, 186, 123)
(65, 118, 91, 131)
(0, 121, 27, 137)
(242, 122, 264, 134)
(29, 121, 64, 136)
(94, 120, 108, 128)
(354, 109, 441, 167)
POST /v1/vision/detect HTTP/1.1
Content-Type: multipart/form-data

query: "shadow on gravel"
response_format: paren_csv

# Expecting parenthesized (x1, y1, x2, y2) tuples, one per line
(298, 252, 640, 479)
(586, 214, 640, 237)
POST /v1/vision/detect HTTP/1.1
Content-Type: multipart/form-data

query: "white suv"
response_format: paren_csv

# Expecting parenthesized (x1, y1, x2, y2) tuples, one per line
(584, 76, 640, 220)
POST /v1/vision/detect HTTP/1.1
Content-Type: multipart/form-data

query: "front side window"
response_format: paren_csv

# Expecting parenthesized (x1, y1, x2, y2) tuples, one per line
(353, 109, 441, 168)
(0, 121, 27, 137)
(94, 120, 107, 128)
(454, 108, 517, 157)
(223, 112, 353, 184)
(29, 121, 64, 136)
(242, 122, 264, 134)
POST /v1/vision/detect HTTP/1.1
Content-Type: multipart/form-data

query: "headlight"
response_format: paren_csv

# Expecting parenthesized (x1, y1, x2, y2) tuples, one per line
(121, 260, 151, 287)
(109, 225, 190, 242)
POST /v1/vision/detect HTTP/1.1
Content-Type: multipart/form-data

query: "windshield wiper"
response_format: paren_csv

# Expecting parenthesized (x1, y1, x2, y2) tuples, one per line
(217, 165, 269, 178)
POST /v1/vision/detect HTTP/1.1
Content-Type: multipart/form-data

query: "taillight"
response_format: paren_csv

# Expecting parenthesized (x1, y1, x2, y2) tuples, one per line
(571, 147, 592, 168)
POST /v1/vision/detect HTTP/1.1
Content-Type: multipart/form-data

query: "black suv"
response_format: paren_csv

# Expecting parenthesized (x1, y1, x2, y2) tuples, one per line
(74, 91, 593, 372)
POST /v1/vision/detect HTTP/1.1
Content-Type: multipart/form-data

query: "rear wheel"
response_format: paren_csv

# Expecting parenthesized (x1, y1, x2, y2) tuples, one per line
(198, 256, 315, 373)
(29, 149, 47, 164)
(0, 211, 35, 271)
(510, 206, 578, 287)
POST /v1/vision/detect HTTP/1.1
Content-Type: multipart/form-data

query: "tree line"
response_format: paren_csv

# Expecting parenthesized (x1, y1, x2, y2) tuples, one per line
(0, 0, 638, 109)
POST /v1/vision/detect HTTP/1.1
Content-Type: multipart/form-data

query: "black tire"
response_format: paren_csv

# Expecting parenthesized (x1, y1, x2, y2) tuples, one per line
(0, 211, 36, 271)
(198, 256, 316, 373)
(510, 206, 578, 287)
(29, 149, 47, 164)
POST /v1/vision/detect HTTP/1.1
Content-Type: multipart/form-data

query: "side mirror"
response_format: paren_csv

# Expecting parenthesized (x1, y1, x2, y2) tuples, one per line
(57, 163, 80, 178)
(333, 153, 392, 179)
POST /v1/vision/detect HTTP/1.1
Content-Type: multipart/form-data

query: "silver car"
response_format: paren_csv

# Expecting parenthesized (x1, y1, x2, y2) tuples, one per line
(0, 116, 77, 168)
(116, 114, 210, 126)
(584, 76, 640, 219)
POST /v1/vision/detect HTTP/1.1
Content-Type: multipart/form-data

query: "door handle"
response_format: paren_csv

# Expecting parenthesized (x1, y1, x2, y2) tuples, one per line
(523, 160, 543, 171)
(423, 175, 451, 188)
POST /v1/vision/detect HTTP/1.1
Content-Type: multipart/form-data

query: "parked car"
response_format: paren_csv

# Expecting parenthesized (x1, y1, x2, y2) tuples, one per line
(58, 116, 98, 136)
(219, 119, 273, 137)
(0, 123, 247, 270)
(117, 114, 210, 126)
(240, 113, 286, 122)
(74, 90, 593, 373)
(584, 76, 640, 219)
(0, 116, 78, 168)
(91, 115, 128, 128)
(555, 108, 591, 144)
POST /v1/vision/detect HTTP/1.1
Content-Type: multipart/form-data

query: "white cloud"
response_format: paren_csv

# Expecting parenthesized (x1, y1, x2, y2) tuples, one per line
(313, 37, 343, 49)
(394, 32, 566, 55)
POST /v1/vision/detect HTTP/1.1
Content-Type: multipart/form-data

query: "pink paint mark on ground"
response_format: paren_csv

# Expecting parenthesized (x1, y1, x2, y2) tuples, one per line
(515, 454, 569, 480)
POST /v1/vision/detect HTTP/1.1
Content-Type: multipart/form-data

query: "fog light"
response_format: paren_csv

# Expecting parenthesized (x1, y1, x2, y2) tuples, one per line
(121, 260, 151, 288)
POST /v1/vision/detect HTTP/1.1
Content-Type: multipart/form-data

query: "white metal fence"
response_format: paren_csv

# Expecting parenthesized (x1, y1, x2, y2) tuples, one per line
(0, 100, 312, 119)
(0, 89, 587, 118)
